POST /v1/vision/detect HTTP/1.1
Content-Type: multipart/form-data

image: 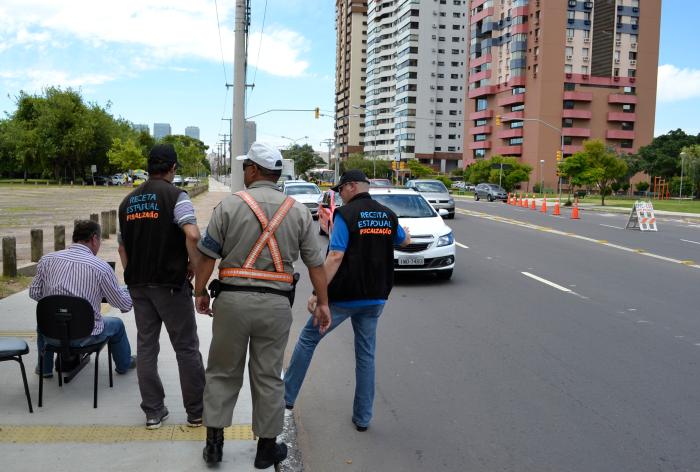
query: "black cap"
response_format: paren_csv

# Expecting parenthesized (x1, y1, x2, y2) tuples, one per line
(148, 144, 178, 167)
(331, 169, 370, 191)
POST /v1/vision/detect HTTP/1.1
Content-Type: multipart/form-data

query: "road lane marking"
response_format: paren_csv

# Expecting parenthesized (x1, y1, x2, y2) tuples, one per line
(455, 208, 700, 271)
(600, 224, 624, 229)
(681, 239, 700, 245)
(455, 242, 469, 249)
(521, 272, 572, 293)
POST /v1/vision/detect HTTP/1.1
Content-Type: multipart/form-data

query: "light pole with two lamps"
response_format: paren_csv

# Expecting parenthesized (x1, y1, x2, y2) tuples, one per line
(680, 151, 687, 200)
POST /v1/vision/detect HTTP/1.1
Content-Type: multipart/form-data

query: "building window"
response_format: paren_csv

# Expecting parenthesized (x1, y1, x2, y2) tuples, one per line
(623, 86, 636, 94)
(564, 82, 575, 91)
(474, 149, 486, 159)
(509, 137, 524, 145)
(475, 119, 488, 126)
(620, 140, 633, 148)
(621, 122, 635, 131)
(475, 134, 487, 141)
(563, 136, 573, 145)
(567, 28, 575, 38)
(476, 98, 488, 111)
(622, 104, 636, 113)
(563, 100, 575, 109)
(563, 118, 574, 128)
(565, 64, 573, 73)
(510, 121, 523, 129)
(511, 104, 525, 112)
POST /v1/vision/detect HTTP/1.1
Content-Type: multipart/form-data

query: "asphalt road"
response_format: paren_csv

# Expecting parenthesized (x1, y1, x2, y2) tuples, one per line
(285, 199, 700, 472)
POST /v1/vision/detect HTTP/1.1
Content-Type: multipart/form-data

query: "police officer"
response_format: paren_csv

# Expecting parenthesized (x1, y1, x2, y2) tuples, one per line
(194, 142, 331, 469)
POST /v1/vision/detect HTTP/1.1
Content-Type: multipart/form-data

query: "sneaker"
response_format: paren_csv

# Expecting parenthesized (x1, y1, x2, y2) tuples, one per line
(34, 366, 53, 379)
(187, 417, 203, 428)
(115, 355, 137, 375)
(146, 408, 169, 430)
(352, 420, 368, 432)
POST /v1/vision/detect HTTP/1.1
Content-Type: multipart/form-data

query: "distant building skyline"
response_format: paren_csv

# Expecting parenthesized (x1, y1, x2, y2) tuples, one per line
(153, 122, 171, 140)
(133, 123, 149, 134)
(185, 126, 200, 140)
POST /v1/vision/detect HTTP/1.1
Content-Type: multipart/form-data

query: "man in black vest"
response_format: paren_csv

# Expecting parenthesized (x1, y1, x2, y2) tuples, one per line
(284, 169, 410, 432)
(118, 143, 206, 430)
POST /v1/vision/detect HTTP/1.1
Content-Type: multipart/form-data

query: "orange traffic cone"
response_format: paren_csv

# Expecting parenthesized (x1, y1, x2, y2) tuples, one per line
(553, 198, 561, 216)
(507, 192, 511, 205)
(523, 194, 528, 207)
(531, 195, 536, 210)
(571, 197, 580, 219)
(541, 195, 547, 213)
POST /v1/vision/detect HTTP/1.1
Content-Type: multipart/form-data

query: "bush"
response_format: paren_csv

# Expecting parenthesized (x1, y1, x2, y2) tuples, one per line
(434, 175, 453, 188)
(635, 181, 650, 192)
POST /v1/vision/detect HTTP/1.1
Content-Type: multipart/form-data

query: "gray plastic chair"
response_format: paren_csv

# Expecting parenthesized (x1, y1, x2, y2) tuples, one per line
(0, 337, 34, 413)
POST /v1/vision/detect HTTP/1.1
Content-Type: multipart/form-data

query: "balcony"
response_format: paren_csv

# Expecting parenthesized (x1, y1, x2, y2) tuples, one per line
(470, 7, 494, 24)
(468, 140, 491, 150)
(507, 76, 527, 88)
(468, 85, 497, 98)
(501, 111, 524, 122)
(563, 145, 584, 154)
(469, 125, 492, 135)
(496, 128, 524, 139)
(469, 109, 493, 120)
(608, 93, 638, 104)
(494, 145, 523, 155)
(563, 91, 593, 102)
(469, 69, 492, 83)
(470, 54, 492, 68)
(606, 129, 635, 140)
(511, 23, 529, 34)
(562, 109, 592, 119)
(497, 94, 526, 107)
(608, 112, 636, 122)
(562, 127, 591, 138)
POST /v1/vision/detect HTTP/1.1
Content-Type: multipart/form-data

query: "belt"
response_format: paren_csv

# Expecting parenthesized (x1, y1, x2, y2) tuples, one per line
(208, 276, 300, 306)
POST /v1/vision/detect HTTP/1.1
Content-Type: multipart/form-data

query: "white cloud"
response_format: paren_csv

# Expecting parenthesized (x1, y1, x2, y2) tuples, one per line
(0, 0, 311, 78)
(0, 69, 116, 90)
(657, 64, 700, 103)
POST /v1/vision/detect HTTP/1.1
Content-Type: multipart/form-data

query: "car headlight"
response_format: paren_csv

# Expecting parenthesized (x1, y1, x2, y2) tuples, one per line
(448, 197, 454, 204)
(437, 231, 454, 247)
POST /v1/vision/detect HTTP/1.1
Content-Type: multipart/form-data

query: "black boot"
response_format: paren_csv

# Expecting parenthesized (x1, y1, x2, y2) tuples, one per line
(254, 437, 288, 469)
(203, 427, 224, 464)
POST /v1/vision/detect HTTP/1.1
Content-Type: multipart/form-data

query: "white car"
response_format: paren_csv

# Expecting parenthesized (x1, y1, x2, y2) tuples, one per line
(369, 188, 455, 280)
(283, 182, 322, 219)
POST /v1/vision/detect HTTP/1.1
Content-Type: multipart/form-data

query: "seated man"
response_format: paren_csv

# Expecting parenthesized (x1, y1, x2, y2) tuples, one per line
(30, 220, 135, 378)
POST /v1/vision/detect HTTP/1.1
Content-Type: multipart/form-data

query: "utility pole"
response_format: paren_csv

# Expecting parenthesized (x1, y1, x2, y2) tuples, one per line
(230, 0, 248, 192)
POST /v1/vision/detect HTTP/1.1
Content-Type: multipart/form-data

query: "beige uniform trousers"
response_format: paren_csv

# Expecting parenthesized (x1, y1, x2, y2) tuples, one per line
(203, 290, 292, 437)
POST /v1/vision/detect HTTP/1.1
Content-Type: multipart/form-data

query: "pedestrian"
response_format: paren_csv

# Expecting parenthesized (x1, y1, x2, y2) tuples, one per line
(117, 143, 206, 430)
(193, 142, 331, 469)
(30, 220, 135, 377)
(284, 169, 410, 432)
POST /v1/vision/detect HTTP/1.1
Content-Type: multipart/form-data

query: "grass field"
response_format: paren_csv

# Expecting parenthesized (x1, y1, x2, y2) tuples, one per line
(579, 196, 700, 213)
(0, 275, 32, 300)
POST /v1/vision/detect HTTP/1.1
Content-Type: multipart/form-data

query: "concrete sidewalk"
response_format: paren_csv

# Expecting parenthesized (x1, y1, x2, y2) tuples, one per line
(0, 179, 298, 471)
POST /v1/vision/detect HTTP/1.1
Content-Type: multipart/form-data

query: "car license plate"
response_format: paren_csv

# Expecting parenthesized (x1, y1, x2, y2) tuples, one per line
(398, 256, 424, 266)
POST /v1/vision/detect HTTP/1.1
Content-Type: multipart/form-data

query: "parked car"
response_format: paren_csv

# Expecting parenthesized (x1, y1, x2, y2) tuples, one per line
(283, 181, 322, 219)
(405, 179, 455, 219)
(86, 175, 111, 186)
(318, 190, 343, 236)
(173, 175, 184, 186)
(369, 188, 455, 280)
(111, 173, 127, 185)
(185, 177, 200, 185)
(369, 178, 392, 188)
(474, 183, 508, 202)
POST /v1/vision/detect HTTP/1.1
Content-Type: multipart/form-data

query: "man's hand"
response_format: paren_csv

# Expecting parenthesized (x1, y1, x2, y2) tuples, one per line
(313, 303, 331, 335)
(401, 225, 411, 247)
(195, 294, 212, 316)
(307, 294, 318, 314)
(186, 261, 195, 281)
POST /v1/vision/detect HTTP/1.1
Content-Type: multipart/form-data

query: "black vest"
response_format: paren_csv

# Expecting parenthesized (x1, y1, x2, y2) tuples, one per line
(118, 179, 188, 288)
(328, 193, 399, 302)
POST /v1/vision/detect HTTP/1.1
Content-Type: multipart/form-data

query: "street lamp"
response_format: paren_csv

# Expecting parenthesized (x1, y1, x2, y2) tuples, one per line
(680, 151, 687, 200)
(539, 159, 545, 194)
(281, 135, 308, 147)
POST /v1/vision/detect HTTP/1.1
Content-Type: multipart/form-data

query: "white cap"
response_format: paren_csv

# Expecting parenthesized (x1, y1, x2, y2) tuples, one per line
(236, 142, 284, 171)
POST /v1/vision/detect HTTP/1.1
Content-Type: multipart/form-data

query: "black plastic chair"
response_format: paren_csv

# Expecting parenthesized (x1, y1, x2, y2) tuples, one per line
(36, 295, 113, 409)
(0, 337, 34, 413)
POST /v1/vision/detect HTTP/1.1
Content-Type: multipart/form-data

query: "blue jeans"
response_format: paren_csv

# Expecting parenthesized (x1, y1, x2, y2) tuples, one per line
(284, 303, 384, 427)
(37, 317, 133, 374)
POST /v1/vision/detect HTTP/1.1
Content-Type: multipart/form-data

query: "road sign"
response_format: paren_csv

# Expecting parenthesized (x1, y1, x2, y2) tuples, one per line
(626, 201, 658, 231)
(90, 165, 97, 173)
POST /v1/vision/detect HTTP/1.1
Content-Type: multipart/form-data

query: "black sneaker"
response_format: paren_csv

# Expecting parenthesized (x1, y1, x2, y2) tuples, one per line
(34, 366, 53, 379)
(352, 420, 368, 432)
(116, 355, 137, 375)
(146, 408, 169, 430)
(187, 417, 203, 428)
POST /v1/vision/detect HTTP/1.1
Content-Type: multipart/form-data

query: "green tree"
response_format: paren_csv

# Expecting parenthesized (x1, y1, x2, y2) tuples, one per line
(281, 144, 324, 177)
(108, 137, 147, 171)
(406, 159, 433, 178)
(561, 139, 628, 205)
(465, 155, 531, 191)
(680, 144, 700, 199)
(637, 129, 699, 179)
(341, 153, 391, 178)
(162, 135, 210, 177)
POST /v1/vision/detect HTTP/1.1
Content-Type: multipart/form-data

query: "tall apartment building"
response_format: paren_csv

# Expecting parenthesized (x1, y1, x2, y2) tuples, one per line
(132, 124, 149, 134)
(336, 0, 368, 159)
(185, 126, 200, 140)
(464, 0, 660, 189)
(363, 0, 469, 173)
(153, 123, 172, 140)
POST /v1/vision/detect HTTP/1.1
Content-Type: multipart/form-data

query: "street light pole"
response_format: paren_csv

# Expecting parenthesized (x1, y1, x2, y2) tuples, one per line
(540, 159, 545, 194)
(680, 151, 687, 199)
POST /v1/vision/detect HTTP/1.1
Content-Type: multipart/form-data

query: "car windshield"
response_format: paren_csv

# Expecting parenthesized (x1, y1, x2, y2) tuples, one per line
(488, 185, 505, 192)
(286, 185, 320, 195)
(371, 194, 436, 218)
(370, 179, 392, 187)
(414, 182, 448, 193)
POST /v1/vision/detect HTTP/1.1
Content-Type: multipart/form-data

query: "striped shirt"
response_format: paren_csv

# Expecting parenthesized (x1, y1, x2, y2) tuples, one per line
(29, 244, 133, 335)
(174, 192, 196, 227)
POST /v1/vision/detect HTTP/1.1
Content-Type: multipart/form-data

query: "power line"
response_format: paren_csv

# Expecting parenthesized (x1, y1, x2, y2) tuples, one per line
(250, 0, 268, 91)
(213, 0, 230, 85)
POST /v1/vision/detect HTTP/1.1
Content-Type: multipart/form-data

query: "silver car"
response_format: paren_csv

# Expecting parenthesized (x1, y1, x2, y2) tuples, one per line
(283, 182, 322, 219)
(406, 179, 455, 219)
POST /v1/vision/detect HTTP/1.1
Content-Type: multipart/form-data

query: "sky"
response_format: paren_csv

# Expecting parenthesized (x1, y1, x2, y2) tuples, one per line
(0, 0, 698, 158)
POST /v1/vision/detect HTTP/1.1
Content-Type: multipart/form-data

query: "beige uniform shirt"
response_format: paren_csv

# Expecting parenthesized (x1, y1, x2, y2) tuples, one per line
(198, 180, 325, 291)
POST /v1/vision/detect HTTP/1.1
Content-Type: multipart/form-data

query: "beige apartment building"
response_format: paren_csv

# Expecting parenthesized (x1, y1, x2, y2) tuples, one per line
(335, 0, 368, 159)
(464, 0, 661, 190)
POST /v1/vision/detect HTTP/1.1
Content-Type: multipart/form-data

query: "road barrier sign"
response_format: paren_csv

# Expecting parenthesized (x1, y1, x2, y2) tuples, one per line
(626, 201, 658, 231)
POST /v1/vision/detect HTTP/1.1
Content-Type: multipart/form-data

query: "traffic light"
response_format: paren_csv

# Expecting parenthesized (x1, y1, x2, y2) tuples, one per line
(556, 150, 562, 161)
(495, 115, 501, 127)
(314, 107, 320, 119)
(391, 161, 397, 170)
